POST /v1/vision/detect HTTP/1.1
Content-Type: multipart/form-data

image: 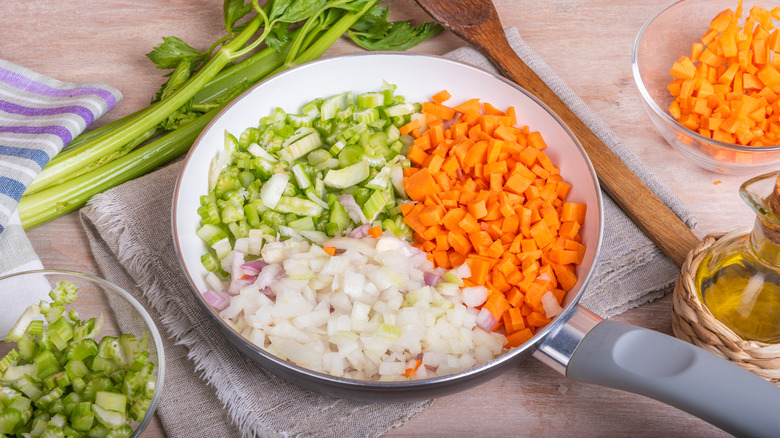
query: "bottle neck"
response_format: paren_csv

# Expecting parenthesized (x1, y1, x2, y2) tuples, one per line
(750, 216, 780, 268)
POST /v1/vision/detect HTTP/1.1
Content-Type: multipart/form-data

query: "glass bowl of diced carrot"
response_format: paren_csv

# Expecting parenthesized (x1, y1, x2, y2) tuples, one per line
(632, 0, 780, 174)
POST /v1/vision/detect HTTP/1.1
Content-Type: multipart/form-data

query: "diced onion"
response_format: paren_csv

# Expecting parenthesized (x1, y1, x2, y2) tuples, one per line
(541, 291, 564, 318)
(210, 235, 508, 381)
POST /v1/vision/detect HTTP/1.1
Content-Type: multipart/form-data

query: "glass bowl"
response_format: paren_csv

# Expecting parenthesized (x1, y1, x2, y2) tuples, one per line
(0, 270, 165, 437)
(632, 0, 780, 174)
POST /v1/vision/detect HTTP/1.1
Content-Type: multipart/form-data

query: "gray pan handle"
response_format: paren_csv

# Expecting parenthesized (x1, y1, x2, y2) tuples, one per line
(564, 319, 780, 438)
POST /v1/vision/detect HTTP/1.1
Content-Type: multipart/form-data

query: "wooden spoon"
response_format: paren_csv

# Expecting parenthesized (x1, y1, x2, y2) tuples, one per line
(415, 0, 700, 267)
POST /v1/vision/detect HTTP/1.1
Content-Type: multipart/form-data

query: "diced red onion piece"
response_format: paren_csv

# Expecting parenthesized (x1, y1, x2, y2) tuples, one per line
(241, 260, 267, 276)
(254, 264, 286, 290)
(228, 276, 255, 295)
(348, 223, 371, 239)
(203, 290, 231, 311)
(423, 271, 440, 287)
(475, 307, 498, 332)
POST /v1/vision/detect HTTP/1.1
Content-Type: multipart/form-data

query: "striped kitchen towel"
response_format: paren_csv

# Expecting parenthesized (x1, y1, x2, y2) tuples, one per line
(0, 59, 121, 236)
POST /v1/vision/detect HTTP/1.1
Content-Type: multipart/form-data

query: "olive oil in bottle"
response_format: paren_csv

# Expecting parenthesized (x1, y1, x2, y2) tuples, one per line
(695, 171, 780, 344)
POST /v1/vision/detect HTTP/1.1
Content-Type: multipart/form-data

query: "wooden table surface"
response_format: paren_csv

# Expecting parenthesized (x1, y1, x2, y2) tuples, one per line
(3, 0, 759, 436)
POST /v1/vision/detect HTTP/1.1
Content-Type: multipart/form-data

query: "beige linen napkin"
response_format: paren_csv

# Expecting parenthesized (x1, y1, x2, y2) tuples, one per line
(79, 27, 695, 437)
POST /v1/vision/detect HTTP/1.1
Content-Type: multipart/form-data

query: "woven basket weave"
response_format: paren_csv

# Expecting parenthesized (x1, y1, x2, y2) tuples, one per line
(672, 229, 780, 385)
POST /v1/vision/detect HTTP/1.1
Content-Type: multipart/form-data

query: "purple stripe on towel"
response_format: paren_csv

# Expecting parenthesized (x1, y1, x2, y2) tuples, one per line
(0, 175, 27, 201)
(0, 124, 71, 146)
(0, 144, 50, 168)
(0, 66, 118, 108)
(0, 99, 95, 125)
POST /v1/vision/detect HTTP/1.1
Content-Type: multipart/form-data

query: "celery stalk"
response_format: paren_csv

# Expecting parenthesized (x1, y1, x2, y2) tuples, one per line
(20, 0, 441, 230)
(18, 107, 221, 229)
(25, 14, 265, 194)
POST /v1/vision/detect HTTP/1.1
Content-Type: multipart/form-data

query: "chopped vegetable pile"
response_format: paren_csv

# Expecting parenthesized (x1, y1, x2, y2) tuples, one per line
(206, 233, 505, 380)
(399, 92, 586, 348)
(197, 86, 586, 380)
(667, 0, 780, 152)
(197, 83, 416, 265)
(0, 282, 156, 437)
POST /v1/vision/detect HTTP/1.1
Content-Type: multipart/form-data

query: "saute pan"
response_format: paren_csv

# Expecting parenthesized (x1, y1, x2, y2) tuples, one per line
(172, 53, 780, 438)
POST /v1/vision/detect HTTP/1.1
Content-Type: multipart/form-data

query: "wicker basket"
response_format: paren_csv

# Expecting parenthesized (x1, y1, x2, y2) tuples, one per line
(672, 229, 780, 385)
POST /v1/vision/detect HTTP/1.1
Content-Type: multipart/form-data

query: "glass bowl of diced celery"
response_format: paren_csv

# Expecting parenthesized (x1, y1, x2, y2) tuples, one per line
(0, 270, 165, 438)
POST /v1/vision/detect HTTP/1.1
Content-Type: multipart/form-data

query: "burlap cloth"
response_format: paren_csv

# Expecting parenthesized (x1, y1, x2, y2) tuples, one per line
(79, 27, 696, 438)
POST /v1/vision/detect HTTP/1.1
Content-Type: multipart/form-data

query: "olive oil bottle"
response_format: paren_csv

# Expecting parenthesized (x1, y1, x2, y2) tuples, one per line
(695, 171, 780, 344)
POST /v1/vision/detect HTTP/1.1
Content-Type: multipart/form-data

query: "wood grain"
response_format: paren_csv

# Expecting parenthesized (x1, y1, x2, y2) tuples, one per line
(3, 0, 756, 436)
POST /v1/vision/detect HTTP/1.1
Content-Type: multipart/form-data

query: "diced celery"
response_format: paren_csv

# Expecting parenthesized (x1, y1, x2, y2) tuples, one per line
(287, 216, 315, 231)
(65, 360, 90, 380)
(0, 407, 22, 434)
(35, 387, 64, 410)
(196, 223, 228, 246)
(260, 173, 289, 209)
(66, 339, 99, 362)
(384, 102, 416, 117)
(0, 348, 19, 373)
(34, 350, 62, 380)
(91, 404, 126, 430)
(279, 127, 322, 162)
(353, 108, 379, 124)
(362, 190, 392, 222)
(323, 160, 369, 188)
(275, 196, 323, 216)
(10, 395, 32, 424)
(290, 163, 312, 189)
(69, 402, 95, 431)
(5, 303, 41, 343)
(95, 392, 127, 414)
(13, 374, 43, 401)
(357, 92, 384, 108)
(72, 316, 103, 342)
(337, 144, 363, 168)
(49, 281, 78, 305)
(201, 252, 220, 272)
(320, 93, 346, 121)
(46, 317, 74, 351)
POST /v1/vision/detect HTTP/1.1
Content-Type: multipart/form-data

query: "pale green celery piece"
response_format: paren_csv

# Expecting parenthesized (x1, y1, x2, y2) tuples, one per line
(323, 160, 370, 188)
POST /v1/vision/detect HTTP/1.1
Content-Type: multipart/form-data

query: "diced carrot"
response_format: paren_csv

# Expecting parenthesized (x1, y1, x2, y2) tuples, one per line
(322, 247, 336, 256)
(526, 311, 552, 327)
(400, 91, 587, 349)
(403, 168, 439, 202)
(666, 2, 780, 156)
(561, 202, 587, 224)
(468, 257, 492, 285)
(422, 101, 456, 120)
(502, 307, 526, 334)
(368, 226, 383, 238)
(399, 118, 422, 136)
(482, 292, 510, 321)
(432, 89, 451, 105)
(505, 328, 534, 348)
(402, 359, 423, 378)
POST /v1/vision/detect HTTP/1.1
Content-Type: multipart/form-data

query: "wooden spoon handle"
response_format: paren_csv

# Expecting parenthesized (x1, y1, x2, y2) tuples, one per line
(487, 36, 700, 267)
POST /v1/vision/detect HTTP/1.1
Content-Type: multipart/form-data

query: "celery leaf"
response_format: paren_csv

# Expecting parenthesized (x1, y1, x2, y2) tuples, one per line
(146, 36, 207, 70)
